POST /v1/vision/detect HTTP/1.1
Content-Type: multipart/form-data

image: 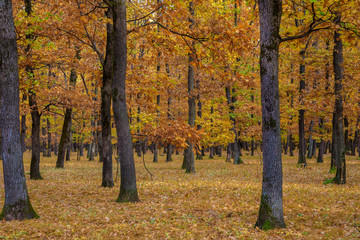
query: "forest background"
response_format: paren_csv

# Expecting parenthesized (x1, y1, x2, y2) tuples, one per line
(0, 0, 359, 238)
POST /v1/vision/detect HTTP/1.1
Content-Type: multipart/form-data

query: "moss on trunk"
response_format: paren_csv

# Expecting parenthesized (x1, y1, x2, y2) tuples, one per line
(0, 198, 39, 221)
(116, 188, 139, 203)
(255, 195, 285, 230)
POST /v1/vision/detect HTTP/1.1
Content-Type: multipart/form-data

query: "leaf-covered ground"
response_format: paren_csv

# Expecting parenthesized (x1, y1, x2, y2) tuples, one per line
(0, 151, 359, 239)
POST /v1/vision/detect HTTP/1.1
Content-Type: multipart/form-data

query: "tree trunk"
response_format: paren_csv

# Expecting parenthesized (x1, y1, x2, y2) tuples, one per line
(298, 101, 306, 164)
(312, 139, 316, 158)
(153, 143, 158, 163)
(56, 64, 77, 168)
(29, 94, 42, 180)
(344, 116, 349, 153)
(112, 0, 139, 202)
(182, 1, 196, 173)
(54, 134, 58, 156)
(101, 6, 114, 187)
(251, 140, 255, 156)
(226, 144, 231, 162)
(88, 142, 95, 161)
(317, 139, 324, 163)
(209, 146, 214, 159)
(332, 22, 346, 184)
(217, 145, 223, 157)
(20, 95, 27, 153)
(288, 134, 294, 156)
(307, 120, 314, 159)
(65, 144, 70, 161)
(46, 118, 51, 157)
(56, 108, 72, 168)
(255, 0, 285, 229)
(0, 0, 38, 219)
(166, 144, 173, 162)
(351, 130, 358, 156)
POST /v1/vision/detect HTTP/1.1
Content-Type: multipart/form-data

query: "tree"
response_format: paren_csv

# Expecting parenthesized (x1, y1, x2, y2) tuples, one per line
(56, 69, 77, 168)
(112, 0, 140, 202)
(24, 0, 43, 180)
(182, 0, 196, 174)
(255, 0, 285, 229)
(101, 4, 115, 187)
(0, 0, 39, 220)
(332, 14, 346, 184)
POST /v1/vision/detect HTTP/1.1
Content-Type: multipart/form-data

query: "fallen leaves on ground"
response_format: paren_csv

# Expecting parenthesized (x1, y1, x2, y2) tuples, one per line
(0, 151, 359, 239)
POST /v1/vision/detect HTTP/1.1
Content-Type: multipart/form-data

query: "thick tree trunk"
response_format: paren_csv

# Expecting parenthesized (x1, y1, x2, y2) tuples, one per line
(332, 24, 346, 184)
(0, 0, 38, 219)
(255, 0, 285, 229)
(112, 0, 139, 202)
(101, 6, 114, 187)
(29, 94, 42, 180)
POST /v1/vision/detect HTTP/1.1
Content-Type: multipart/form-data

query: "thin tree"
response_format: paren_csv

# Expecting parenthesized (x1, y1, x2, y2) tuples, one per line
(182, 0, 196, 173)
(56, 69, 77, 168)
(101, 3, 115, 187)
(332, 13, 346, 184)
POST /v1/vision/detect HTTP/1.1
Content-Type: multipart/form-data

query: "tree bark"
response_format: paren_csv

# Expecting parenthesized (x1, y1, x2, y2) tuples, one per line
(297, 50, 306, 165)
(101, 5, 114, 187)
(20, 95, 27, 153)
(112, 0, 139, 202)
(307, 120, 314, 159)
(317, 139, 324, 163)
(65, 144, 71, 161)
(153, 143, 158, 163)
(0, 0, 38, 220)
(29, 93, 42, 180)
(209, 146, 214, 159)
(182, 1, 196, 173)
(166, 144, 173, 162)
(255, 0, 285, 229)
(332, 20, 346, 184)
(56, 108, 72, 168)
(46, 118, 51, 157)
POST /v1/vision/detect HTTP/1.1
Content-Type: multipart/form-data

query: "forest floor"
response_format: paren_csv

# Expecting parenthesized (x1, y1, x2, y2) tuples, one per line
(0, 150, 359, 239)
